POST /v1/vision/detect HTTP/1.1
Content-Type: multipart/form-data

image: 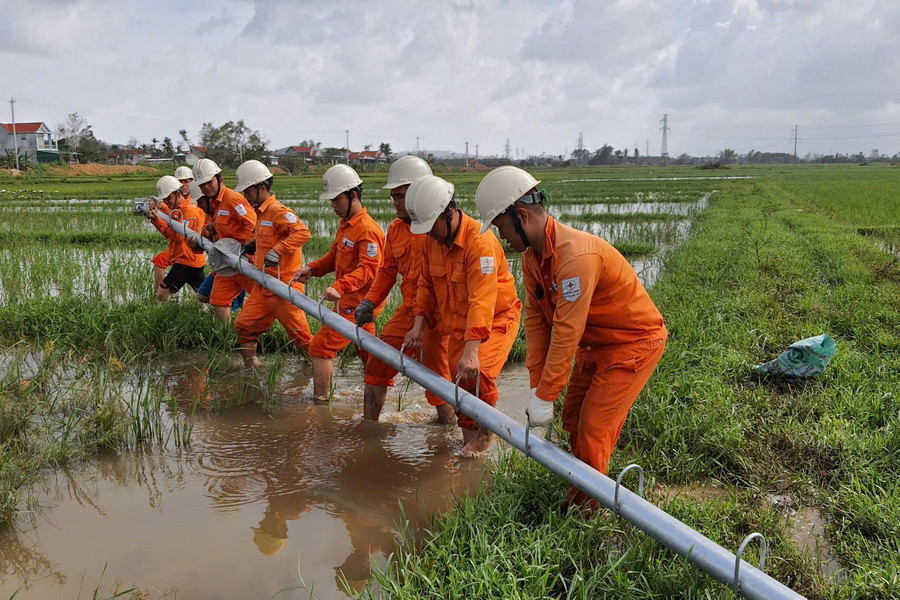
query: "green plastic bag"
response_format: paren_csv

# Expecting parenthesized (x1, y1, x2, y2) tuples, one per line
(754, 334, 835, 381)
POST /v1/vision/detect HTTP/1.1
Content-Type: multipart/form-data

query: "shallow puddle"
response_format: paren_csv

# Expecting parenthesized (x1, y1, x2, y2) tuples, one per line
(0, 359, 532, 599)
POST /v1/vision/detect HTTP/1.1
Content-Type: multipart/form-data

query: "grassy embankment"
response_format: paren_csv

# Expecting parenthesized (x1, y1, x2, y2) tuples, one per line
(368, 165, 900, 599)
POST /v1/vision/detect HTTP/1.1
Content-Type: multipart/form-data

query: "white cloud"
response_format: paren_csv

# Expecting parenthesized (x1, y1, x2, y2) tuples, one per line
(0, 0, 898, 157)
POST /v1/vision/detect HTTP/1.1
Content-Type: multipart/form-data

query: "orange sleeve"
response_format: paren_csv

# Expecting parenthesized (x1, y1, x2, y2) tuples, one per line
(332, 222, 383, 296)
(463, 236, 500, 342)
(151, 215, 178, 242)
(273, 208, 311, 256)
(415, 244, 438, 322)
(364, 224, 398, 306)
(228, 194, 257, 242)
(523, 260, 552, 389)
(308, 237, 338, 277)
(534, 254, 602, 402)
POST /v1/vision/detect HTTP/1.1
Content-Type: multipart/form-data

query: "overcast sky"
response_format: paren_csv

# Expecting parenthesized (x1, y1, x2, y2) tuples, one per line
(2, 0, 898, 158)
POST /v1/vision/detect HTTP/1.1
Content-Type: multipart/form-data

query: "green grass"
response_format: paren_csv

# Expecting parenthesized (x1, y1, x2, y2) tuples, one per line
(367, 165, 900, 599)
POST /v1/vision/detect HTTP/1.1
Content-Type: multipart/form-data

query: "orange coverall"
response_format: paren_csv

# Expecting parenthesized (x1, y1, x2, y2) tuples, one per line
(205, 185, 257, 307)
(149, 197, 206, 268)
(416, 211, 522, 429)
(362, 218, 450, 406)
(523, 216, 666, 504)
(307, 208, 385, 360)
(234, 195, 312, 352)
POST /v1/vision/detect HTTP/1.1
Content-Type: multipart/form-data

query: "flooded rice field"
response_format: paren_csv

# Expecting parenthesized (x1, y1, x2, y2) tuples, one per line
(0, 356, 531, 599)
(0, 174, 720, 598)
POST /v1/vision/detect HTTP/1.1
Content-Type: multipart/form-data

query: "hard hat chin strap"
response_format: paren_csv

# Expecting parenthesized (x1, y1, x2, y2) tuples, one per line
(442, 207, 455, 246)
(507, 205, 530, 249)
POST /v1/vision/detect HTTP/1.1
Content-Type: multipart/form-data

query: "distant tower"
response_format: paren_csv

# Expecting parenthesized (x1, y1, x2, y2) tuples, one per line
(660, 114, 669, 165)
(504, 138, 511, 160)
(574, 131, 585, 163)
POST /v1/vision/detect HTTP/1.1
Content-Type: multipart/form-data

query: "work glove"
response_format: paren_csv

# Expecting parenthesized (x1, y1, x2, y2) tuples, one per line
(264, 249, 280, 267)
(526, 388, 553, 427)
(201, 223, 217, 241)
(354, 299, 375, 326)
(241, 239, 257, 257)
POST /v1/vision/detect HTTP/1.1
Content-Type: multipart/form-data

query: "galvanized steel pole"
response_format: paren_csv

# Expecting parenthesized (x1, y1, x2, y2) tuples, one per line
(142, 203, 807, 600)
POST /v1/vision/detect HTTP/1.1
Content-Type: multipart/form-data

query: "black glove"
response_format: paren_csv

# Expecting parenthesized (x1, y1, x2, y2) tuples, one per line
(241, 239, 257, 256)
(264, 249, 280, 267)
(354, 299, 375, 326)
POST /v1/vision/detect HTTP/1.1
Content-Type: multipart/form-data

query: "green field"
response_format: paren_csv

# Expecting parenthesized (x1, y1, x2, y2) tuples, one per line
(1, 164, 898, 598)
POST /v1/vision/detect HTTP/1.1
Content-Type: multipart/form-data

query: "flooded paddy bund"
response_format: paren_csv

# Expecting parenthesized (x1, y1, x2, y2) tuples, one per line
(7, 169, 855, 598)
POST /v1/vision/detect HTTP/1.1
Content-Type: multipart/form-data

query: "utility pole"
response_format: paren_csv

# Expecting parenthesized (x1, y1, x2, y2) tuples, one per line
(475, 144, 479, 163)
(345, 129, 350, 164)
(465, 141, 469, 167)
(416, 136, 419, 156)
(9, 98, 19, 170)
(793, 125, 798, 163)
(660, 114, 669, 166)
(645, 138, 650, 158)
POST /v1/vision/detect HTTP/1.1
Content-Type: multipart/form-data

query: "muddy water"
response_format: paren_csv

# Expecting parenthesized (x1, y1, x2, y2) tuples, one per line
(0, 360, 532, 599)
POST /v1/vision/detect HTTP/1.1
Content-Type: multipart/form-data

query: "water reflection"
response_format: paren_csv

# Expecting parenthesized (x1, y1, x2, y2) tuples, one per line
(0, 360, 492, 599)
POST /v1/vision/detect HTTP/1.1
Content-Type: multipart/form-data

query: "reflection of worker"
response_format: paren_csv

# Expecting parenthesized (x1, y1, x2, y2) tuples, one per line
(253, 491, 309, 557)
(146, 175, 206, 301)
(233, 160, 313, 367)
(402, 175, 522, 457)
(354, 156, 453, 423)
(293, 164, 385, 400)
(190, 158, 257, 321)
(475, 166, 667, 511)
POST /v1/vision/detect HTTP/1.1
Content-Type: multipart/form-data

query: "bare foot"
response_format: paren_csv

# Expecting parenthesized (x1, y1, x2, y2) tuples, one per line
(434, 402, 455, 424)
(457, 427, 494, 458)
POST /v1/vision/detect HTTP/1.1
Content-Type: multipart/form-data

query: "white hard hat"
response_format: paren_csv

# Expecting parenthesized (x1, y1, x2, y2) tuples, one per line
(155, 175, 182, 201)
(189, 180, 202, 201)
(474, 166, 541, 233)
(192, 158, 222, 185)
(174, 166, 193, 181)
(382, 155, 432, 190)
(235, 160, 274, 193)
(406, 175, 455, 235)
(319, 164, 363, 201)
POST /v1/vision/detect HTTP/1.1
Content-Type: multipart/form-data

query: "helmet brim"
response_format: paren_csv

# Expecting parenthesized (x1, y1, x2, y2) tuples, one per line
(409, 215, 439, 235)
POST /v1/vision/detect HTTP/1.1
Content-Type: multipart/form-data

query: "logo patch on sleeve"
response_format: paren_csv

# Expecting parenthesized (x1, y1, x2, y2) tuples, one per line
(562, 276, 581, 302)
(234, 204, 247, 216)
(285, 211, 298, 224)
(480, 256, 495, 274)
(366, 242, 378, 258)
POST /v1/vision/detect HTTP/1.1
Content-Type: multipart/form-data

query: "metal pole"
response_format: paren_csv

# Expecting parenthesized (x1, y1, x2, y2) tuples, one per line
(10, 98, 19, 170)
(139, 203, 806, 600)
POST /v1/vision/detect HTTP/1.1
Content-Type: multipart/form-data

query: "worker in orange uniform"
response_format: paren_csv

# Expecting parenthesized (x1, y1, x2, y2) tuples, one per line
(293, 164, 385, 400)
(402, 175, 522, 457)
(232, 160, 313, 367)
(475, 166, 667, 512)
(190, 158, 256, 321)
(353, 156, 453, 423)
(150, 166, 195, 291)
(146, 175, 207, 301)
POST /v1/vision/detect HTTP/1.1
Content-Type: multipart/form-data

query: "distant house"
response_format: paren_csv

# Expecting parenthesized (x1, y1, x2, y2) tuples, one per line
(184, 145, 206, 165)
(0, 121, 60, 163)
(348, 150, 387, 165)
(273, 145, 322, 166)
(109, 148, 151, 165)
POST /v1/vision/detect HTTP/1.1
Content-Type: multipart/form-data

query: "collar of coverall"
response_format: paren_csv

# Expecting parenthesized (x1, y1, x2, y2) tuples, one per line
(447, 209, 476, 250)
(529, 213, 556, 265)
(256, 194, 277, 214)
(210, 181, 229, 210)
(340, 205, 368, 227)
